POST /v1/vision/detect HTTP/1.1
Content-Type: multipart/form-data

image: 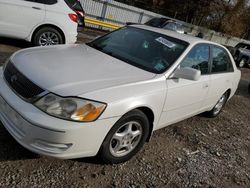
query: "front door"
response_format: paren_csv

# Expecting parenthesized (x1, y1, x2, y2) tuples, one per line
(163, 44, 211, 126)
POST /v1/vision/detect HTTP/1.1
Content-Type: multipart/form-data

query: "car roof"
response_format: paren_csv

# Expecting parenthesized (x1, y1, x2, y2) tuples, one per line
(131, 24, 221, 47)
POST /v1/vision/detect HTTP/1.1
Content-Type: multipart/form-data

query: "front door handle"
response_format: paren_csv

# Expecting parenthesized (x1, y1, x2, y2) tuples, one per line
(32, 7, 41, 10)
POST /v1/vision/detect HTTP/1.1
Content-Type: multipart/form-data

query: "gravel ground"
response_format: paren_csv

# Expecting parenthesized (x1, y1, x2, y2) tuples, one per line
(0, 29, 250, 188)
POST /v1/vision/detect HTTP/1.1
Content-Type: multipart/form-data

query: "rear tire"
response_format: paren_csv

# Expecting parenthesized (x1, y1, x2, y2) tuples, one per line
(99, 109, 149, 164)
(33, 27, 64, 46)
(205, 91, 229, 118)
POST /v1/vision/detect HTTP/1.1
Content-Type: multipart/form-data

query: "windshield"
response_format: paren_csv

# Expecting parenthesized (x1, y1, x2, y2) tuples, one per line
(87, 27, 189, 74)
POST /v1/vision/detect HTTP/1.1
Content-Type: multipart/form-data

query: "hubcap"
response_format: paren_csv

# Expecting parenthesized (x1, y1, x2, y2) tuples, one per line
(214, 94, 226, 114)
(39, 32, 59, 46)
(109, 121, 142, 157)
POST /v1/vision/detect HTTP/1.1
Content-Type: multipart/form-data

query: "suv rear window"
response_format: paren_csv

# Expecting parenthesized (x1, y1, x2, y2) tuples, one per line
(236, 43, 250, 50)
(64, 0, 83, 11)
(145, 18, 169, 28)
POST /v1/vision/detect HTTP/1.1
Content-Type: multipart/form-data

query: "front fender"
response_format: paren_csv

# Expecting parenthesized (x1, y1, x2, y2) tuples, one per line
(81, 77, 167, 130)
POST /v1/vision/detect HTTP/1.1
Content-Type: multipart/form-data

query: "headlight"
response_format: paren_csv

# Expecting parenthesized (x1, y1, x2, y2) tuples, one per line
(34, 93, 106, 122)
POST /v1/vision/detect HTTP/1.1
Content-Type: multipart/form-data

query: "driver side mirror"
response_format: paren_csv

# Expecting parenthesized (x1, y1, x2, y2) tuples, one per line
(172, 67, 201, 81)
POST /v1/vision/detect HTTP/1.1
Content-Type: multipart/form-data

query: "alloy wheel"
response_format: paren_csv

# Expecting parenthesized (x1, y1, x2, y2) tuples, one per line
(213, 94, 227, 115)
(109, 121, 142, 157)
(39, 32, 59, 46)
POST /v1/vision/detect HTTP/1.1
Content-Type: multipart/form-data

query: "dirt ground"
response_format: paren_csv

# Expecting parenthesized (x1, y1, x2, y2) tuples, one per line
(0, 30, 250, 188)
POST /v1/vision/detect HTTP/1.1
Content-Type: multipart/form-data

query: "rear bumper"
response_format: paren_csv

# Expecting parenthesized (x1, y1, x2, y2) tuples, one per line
(0, 67, 119, 159)
(65, 32, 77, 44)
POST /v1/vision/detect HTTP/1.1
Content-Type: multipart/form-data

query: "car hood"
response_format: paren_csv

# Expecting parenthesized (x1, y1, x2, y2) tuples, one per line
(11, 44, 156, 96)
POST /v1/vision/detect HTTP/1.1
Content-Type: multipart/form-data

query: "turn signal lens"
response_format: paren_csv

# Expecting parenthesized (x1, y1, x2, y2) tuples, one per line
(71, 104, 106, 121)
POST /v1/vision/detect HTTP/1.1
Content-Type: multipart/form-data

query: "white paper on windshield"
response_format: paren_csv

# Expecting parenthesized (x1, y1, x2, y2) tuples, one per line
(155, 37, 176, 48)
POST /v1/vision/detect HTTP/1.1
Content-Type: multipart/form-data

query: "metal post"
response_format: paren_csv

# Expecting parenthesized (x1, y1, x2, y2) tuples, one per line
(138, 12, 144, 24)
(101, 1, 108, 21)
(99, 0, 108, 29)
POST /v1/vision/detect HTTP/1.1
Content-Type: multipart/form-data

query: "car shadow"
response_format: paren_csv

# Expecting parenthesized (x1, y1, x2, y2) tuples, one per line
(0, 123, 39, 161)
(72, 156, 105, 165)
(0, 37, 32, 49)
(0, 122, 102, 163)
(235, 79, 250, 98)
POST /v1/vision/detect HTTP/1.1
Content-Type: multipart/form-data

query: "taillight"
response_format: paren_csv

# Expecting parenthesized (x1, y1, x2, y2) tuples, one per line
(68, 13, 78, 23)
(76, 10, 85, 17)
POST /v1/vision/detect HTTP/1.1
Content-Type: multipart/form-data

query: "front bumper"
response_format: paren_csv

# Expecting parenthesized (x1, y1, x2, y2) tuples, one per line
(0, 67, 120, 159)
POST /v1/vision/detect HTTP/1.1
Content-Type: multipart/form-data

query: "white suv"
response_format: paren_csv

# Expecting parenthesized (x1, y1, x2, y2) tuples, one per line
(0, 0, 78, 46)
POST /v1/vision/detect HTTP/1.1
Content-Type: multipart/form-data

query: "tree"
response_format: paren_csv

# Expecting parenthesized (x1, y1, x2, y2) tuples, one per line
(115, 0, 250, 39)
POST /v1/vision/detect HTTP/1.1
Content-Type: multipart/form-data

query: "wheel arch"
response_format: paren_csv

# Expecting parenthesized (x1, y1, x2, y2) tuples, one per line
(225, 88, 232, 100)
(30, 24, 66, 44)
(115, 106, 155, 142)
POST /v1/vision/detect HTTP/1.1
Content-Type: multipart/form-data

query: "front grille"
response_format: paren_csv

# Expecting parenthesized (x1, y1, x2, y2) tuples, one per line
(4, 62, 45, 101)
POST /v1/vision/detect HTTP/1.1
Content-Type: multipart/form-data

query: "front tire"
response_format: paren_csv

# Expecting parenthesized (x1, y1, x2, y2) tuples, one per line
(33, 27, 64, 46)
(205, 91, 229, 118)
(99, 109, 150, 164)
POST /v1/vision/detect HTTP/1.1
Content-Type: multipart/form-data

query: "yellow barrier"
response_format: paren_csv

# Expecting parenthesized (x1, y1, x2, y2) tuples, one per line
(85, 17, 122, 30)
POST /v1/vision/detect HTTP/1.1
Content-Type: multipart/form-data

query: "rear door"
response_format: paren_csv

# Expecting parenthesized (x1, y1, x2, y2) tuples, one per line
(203, 45, 235, 108)
(0, 0, 45, 39)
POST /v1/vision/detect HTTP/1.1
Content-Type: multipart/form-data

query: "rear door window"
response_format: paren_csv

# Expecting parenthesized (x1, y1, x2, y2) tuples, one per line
(44, 0, 57, 5)
(25, 0, 57, 4)
(211, 46, 233, 73)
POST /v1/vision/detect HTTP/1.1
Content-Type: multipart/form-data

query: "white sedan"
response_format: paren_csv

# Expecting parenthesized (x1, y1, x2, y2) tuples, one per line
(0, 25, 241, 163)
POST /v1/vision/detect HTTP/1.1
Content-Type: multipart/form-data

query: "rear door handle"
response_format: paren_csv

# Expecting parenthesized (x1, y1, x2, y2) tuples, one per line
(203, 83, 209, 88)
(32, 7, 41, 10)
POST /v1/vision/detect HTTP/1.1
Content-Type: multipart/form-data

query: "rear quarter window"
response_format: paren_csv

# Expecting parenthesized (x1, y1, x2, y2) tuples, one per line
(64, 0, 83, 11)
